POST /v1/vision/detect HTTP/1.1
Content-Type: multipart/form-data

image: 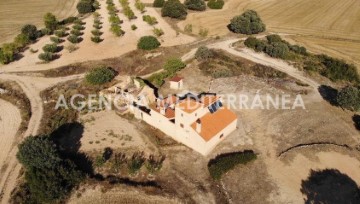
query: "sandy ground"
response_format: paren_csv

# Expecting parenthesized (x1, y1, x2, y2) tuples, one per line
(0, 0, 78, 44)
(0, 100, 21, 171)
(0, 0, 195, 73)
(79, 111, 157, 153)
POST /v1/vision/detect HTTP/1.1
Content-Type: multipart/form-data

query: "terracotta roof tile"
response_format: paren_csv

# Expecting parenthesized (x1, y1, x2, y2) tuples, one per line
(177, 98, 202, 113)
(201, 95, 219, 107)
(191, 108, 237, 141)
(170, 76, 183, 82)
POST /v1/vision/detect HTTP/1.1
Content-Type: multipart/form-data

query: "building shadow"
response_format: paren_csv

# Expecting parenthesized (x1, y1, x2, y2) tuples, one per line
(318, 85, 338, 106)
(301, 169, 360, 204)
(50, 122, 94, 175)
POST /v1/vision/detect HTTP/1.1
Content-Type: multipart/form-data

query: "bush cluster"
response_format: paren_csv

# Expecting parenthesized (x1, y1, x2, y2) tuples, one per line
(207, 0, 224, 9)
(337, 86, 360, 111)
(184, 0, 206, 11)
(137, 36, 161, 50)
(85, 66, 116, 85)
(319, 55, 360, 83)
(161, 0, 187, 19)
(143, 15, 158, 25)
(153, 28, 164, 37)
(208, 150, 257, 180)
(91, 13, 103, 43)
(164, 57, 186, 73)
(229, 10, 266, 34)
(77, 0, 95, 14)
(67, 35, 81, 43)
(135, 0, 145, 13)
(195, 46, 213, 61)
(42, 43, 58, 53)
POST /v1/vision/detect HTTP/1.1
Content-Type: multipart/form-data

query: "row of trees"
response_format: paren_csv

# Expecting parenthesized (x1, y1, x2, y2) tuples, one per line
(107, 0, 125, 36)
(91, 12, 104, 43)
(155, 0, 225, 16)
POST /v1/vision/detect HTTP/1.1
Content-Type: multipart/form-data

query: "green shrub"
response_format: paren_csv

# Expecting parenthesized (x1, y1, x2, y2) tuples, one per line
(41, 28, 52, 35)
(208, 150, 257, 180)
(289, 45, 307, 55)
(0, 43, 18, 64)
(153, 28, 164, 37)
(153, 0, 165, 7)
(137, 36, 160, 50)
(131, 24, 137, 30)
(184, 24, 192, 33)
(67, 35, 80, 43)
(74, 19, 85, 25)
(127, 152, 146, 175)
(93, 23, 102, 29)
(319, 55, 360, 83)
(164, 58, 186, 73)
(91, 36, 103, 43)
(145, 155, 165, 174)
(207, 0, 224, 9)
(93, 0, 101, 9)
(110, 24, 125, 36)
(59, 16, 78, 25)
(161, 0, 187, 19)
(38, 52, 55, 62)
(77, 0, 95, 14)
(229, 10, 266, 34)
(14, 33, 30, 48)
(70, 29, 82, 36)
(72, 24, 85, 30)
(85, 66, 116, 85)
(337, 86, 360, 111)
(42, 44, 58, 53)
(264, 42, 289, 59)
(109, 15, 121, 24)
(21, 24, 38, 41)
(184, 0, 206, 11)
(199, 27, 209, 37)
(123, 6, 136, 20)
(44, 13, 58, 31)
(143, 15, 158, 25)
(50, 36, 62, 44)
(195, 46, 213, 60)
(135, 0, 145, 13)
(266, 34, 283, 44)
(91, 29, 102, 36)
(147, 71, 169, 87)
(54, 29, 67, 37)
(94, 18, 102, 24)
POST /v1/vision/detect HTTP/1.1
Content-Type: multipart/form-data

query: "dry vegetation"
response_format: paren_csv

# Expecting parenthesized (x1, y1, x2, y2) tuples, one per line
(0, 0, 78, 44)
(179, 0, 360, 71)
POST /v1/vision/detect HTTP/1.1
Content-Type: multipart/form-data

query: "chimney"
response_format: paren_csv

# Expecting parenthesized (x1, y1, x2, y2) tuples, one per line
(196, 118, 201, 133)
(160, 107, 166, 115)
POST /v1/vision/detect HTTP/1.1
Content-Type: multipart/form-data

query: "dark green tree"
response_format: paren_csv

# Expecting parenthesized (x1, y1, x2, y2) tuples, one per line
(229, 10, 266, 34)
(195, 46, 213, 60)
(207, 0, 224, 9)
(161, 0, 187, 19)
(337, 86, 360, 111)
(164, 58, 186, 73)
(85, 66, 116, 85)
(137, 36, 161, 50)
(21, 24, 38, 41)
(153, 0, 165, 7)
(77, 0, 95, 14)
(44, 13, 58, 32)
(184, 0, 206, 11)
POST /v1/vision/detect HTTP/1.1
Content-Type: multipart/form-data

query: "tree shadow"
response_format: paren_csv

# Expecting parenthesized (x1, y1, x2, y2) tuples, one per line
(50, 122, 94, 175)
(301, 169, 360, 204)
(353, 114, 360, 131)
(318, 85, 338, 106)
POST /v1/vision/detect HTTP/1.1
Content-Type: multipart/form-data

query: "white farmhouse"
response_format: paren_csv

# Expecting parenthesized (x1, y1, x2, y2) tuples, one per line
(132, 93, 238, 155)
(169, 76, 183, 90)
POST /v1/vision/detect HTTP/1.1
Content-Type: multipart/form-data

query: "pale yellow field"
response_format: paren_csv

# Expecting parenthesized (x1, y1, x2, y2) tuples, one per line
(179, 0, 360, 66)
(0, 0, 78, 44)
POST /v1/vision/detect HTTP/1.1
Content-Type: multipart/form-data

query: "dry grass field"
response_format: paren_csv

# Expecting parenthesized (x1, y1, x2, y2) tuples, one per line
(0, 0, 78, 44)
(179, 0, 360, 68)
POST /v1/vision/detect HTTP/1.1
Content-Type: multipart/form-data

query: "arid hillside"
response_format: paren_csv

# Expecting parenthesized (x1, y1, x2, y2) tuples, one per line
(0, 0, 78, 44)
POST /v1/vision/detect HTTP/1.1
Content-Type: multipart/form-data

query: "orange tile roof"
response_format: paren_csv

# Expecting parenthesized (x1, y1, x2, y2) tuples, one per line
(152, 106, 175, 119)
(177, 98, 202, 113)
(191, 108, 237, 141)
(201, 95, 219, 107)
(169, 76, 183, 82)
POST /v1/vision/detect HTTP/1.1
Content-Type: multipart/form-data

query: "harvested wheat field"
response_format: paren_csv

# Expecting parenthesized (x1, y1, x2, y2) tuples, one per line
(0, 0, 78, 44)
(179, 0, 360, 66)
